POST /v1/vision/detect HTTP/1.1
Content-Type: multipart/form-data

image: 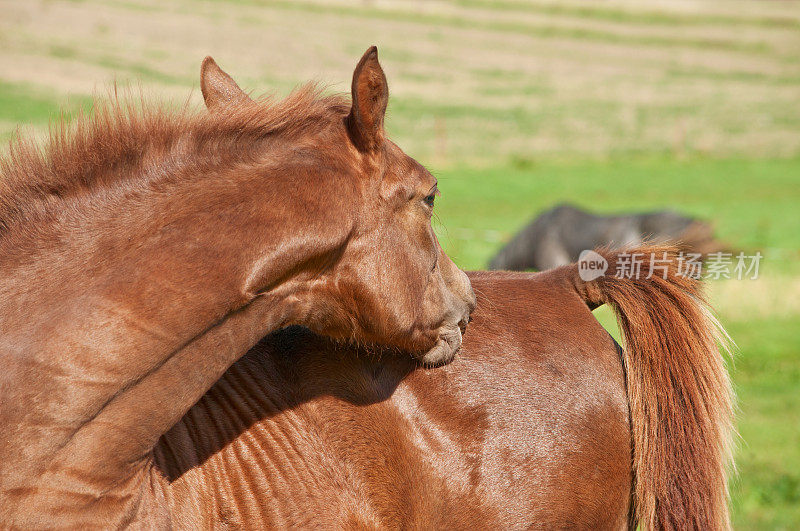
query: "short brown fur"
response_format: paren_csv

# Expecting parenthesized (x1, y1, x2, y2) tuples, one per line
(149, 246, 733, 529)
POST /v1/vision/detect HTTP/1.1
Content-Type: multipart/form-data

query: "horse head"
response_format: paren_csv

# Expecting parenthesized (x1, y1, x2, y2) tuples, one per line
(200, 47, 476, 365)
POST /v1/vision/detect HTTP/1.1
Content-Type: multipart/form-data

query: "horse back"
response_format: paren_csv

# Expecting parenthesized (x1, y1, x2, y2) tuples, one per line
(443, 270, 632, 528)
(154, 271, 631, 528)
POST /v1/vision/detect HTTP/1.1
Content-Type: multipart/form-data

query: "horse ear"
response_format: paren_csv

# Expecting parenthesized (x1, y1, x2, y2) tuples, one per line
(346, 46, 389, 152)
(200, 57, 252, 111)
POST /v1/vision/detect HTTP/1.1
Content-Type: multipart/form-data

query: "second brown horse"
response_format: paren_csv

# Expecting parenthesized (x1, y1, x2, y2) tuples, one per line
(155, 246, 734, 529)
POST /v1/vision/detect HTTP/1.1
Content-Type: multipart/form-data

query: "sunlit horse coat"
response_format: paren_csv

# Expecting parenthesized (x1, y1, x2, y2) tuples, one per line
(156, 248, 733, 529)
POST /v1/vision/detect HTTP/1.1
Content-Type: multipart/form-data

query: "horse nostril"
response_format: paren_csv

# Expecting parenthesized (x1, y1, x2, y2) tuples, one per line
(458, 315, 470, 334)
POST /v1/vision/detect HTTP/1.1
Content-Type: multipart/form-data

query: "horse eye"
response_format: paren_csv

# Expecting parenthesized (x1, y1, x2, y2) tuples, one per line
(423, 194, 436, 208)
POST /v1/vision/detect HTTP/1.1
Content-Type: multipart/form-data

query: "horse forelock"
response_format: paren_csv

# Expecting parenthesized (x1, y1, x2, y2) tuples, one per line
(0, 84, 350, 238)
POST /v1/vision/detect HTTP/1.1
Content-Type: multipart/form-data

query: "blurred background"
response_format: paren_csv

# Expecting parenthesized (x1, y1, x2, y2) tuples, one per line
(1, 0, 798, 527)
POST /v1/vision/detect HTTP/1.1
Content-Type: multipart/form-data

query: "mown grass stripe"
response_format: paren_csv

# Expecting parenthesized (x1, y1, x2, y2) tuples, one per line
(0, 80, 92, 125)
(199, 0, 788, 59)
(0, 79, 94, 144)
(454, 0, 800, 31)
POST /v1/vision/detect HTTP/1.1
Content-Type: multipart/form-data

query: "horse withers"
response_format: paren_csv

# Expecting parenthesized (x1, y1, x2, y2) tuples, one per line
(0, 48, 474, 527)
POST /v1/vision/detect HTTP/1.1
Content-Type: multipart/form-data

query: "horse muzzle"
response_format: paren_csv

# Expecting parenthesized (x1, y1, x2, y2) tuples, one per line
(418, 324, 464, 367)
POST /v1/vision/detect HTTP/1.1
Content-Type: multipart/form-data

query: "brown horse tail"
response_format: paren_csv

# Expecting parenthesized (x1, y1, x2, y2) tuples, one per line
(568, 244, 734, 530)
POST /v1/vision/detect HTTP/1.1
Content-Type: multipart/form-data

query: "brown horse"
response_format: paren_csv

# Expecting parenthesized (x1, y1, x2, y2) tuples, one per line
(152, 247, 733, 530)
(0, 48, 475, 527)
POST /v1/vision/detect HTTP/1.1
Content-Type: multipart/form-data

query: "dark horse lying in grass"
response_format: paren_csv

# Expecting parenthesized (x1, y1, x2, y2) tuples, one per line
(489, 203, 725, 272)
(155, 247, 733, 529)
(0, 48, 476, 527)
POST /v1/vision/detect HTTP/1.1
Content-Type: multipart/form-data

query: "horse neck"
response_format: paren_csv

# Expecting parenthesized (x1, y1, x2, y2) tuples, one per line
(0, 136, 356, 516)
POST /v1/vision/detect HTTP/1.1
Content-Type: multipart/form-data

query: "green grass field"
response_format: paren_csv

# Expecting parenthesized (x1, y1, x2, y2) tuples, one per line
(2, 0, 799, 527)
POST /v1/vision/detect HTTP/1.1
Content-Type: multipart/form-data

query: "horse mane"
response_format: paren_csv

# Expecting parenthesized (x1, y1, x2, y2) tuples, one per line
(0, 85, 350, 235)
